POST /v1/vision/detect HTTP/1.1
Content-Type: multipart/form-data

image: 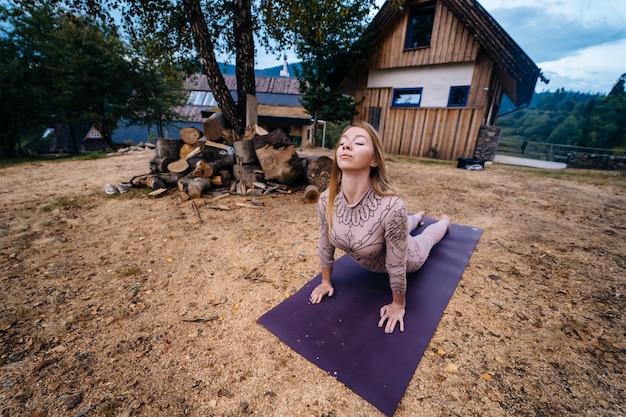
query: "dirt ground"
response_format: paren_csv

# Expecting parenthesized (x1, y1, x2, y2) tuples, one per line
(0, 147, 624, 417)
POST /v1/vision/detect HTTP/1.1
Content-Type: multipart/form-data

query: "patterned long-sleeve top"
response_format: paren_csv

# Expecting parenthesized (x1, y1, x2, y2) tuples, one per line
(318, 187, 409, 294)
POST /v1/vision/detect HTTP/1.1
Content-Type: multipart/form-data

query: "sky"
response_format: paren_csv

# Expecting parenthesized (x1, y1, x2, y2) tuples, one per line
(254, 0, 626, 95)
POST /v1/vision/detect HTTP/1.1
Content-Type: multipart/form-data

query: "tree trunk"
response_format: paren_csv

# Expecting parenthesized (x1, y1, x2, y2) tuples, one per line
(97, 121, 118, 152)
(182, 0, 242, 133)
(234, 0, 256, 131)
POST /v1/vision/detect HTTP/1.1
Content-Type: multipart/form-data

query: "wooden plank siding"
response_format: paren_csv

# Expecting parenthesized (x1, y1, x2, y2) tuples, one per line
(369, 1, 481, 70)
(353, 0, 489, 160)
(356, 88, 482, 161)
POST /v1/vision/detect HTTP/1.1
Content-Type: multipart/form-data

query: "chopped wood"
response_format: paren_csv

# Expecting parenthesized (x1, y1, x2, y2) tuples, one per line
(233, 163, 264, 187)
(203, 112, 227, 141)
(179, 143, 197, 159)
(168, 147, 202, 173)
(304, 155, 333, 191)
(148, 188, 168, 198)
(207, 204, 231, 211)
(178, 191, 190, 202)
(236, 203, 265, 210)
(253, 130, 304, 185)
(150, 156, 176, 173)
(193, 160, 214, 178)
(303, 185, 320, 203)
(233, 139, 257, 164)
(188, 177, 212, 199)
(155, 137, 182, 159)
(243, 124, 269, 141)
(205, 140, 230, 151)
(144, 175, 165, 189)
(180, 126, 201, 144)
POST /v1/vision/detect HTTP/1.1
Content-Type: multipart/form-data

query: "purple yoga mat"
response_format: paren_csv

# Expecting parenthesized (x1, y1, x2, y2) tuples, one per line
(258, 219, 482, 416)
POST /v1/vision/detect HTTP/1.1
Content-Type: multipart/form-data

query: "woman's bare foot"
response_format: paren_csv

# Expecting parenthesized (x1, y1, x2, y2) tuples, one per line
(408, 211, 425, 231)
(441, 214, 451, 232)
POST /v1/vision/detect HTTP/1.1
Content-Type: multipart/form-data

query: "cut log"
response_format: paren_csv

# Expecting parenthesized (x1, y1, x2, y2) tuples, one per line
(211, 169, 232, 187)
(156, 138, 182, 160)
(179, 143, 196, 159)
(203, 112, 227, 141)
(148, 188, 168, 198)
(167, 147, 202, 173)
(177, 174, 195, 192)
(150, 156, 176, 173)
(254, 144, 304, 185)
(253, 129, 304, 185)
(222, 129, 238, 145)
(205, 140, 230, 151)
(144, 176, 165, 190)
(243, 124, 268, 141)
(233, 163, 264, 187)
(303, 185, 320, 204)
(233, 139, 257, 164)
(180, 127, 201, 145)
(304, 155, 333, 192)
(192, 154, 235, 178)
(188, 177, 212, 199)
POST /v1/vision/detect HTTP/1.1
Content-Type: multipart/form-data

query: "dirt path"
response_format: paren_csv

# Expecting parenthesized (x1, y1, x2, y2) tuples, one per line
(1, 149, 624, 417)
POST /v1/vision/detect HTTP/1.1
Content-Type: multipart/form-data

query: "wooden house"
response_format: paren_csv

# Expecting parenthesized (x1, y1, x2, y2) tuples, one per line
(342, 0, 546, 161)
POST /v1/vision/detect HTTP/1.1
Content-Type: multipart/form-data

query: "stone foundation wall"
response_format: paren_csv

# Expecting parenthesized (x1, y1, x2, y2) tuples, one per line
(567, 153, 626, 170)
(473, 125, 501, 162)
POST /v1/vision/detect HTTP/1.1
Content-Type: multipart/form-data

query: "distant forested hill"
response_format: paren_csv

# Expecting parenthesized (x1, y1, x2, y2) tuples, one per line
(497, 75, 626, 151)
(217, 62, 302, 77)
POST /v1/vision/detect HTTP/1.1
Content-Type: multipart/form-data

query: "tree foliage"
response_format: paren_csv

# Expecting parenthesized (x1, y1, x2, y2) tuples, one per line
(263, 0, 377, 146)
(58, 0, 379, 138)
(498, 75, 626, 151)
(0, 0, 186, 155)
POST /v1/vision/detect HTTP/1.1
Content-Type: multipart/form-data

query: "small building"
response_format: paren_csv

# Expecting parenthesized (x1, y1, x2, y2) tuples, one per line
(181, 73, 314, 146)
(29, 123, 109, 154)
(341, 0, 546, 161)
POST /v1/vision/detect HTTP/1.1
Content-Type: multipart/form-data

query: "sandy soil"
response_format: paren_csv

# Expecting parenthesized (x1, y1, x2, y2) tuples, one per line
(0, 148, 624, 417)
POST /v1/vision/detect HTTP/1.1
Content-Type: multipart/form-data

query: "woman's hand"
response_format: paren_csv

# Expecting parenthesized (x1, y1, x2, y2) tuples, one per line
(309, 281, 334, 303)
(378, 302, 405, 333)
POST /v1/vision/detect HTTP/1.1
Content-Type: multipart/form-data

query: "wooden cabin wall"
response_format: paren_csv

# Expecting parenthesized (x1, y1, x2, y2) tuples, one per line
(355, 88, 483, 161)
(369, 0, 481, 70)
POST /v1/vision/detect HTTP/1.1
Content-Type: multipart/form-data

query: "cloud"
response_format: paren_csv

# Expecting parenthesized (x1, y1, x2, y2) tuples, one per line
(538, 38, 626, 94)
(485, 6, 626, 62)
(479, 0, 626, 93)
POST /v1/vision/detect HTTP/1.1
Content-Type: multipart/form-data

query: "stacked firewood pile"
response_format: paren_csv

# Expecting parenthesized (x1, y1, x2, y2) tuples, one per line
(131, 113, 333, 204)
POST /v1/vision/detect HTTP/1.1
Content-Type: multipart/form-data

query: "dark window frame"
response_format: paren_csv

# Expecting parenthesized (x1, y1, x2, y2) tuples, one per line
(404, 3, 436, 50)
(447, 85, 470, 107)
(391, 87, 423, 108)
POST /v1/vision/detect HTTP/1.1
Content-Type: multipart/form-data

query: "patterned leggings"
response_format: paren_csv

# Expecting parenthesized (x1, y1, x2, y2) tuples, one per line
(405, 214, 450, 273)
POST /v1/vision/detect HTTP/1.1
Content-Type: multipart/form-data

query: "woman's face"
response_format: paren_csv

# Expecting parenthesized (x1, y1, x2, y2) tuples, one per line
(336, 126, 378, 172)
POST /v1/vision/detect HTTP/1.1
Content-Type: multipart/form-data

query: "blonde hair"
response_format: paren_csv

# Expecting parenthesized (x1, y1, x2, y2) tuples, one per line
(325, 121, 397, 227)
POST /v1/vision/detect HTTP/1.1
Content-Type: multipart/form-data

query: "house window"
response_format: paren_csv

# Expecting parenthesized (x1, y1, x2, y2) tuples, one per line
(187, 91, 206, 106)
(202, 92, 217, 107)
(391, 88, 423, 108)
(405, 3, 436, 49)
(448, 86, 470, 107)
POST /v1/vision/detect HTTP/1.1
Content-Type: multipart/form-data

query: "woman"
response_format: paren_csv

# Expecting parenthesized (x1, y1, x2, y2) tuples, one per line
(309, 121, 450, 334)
